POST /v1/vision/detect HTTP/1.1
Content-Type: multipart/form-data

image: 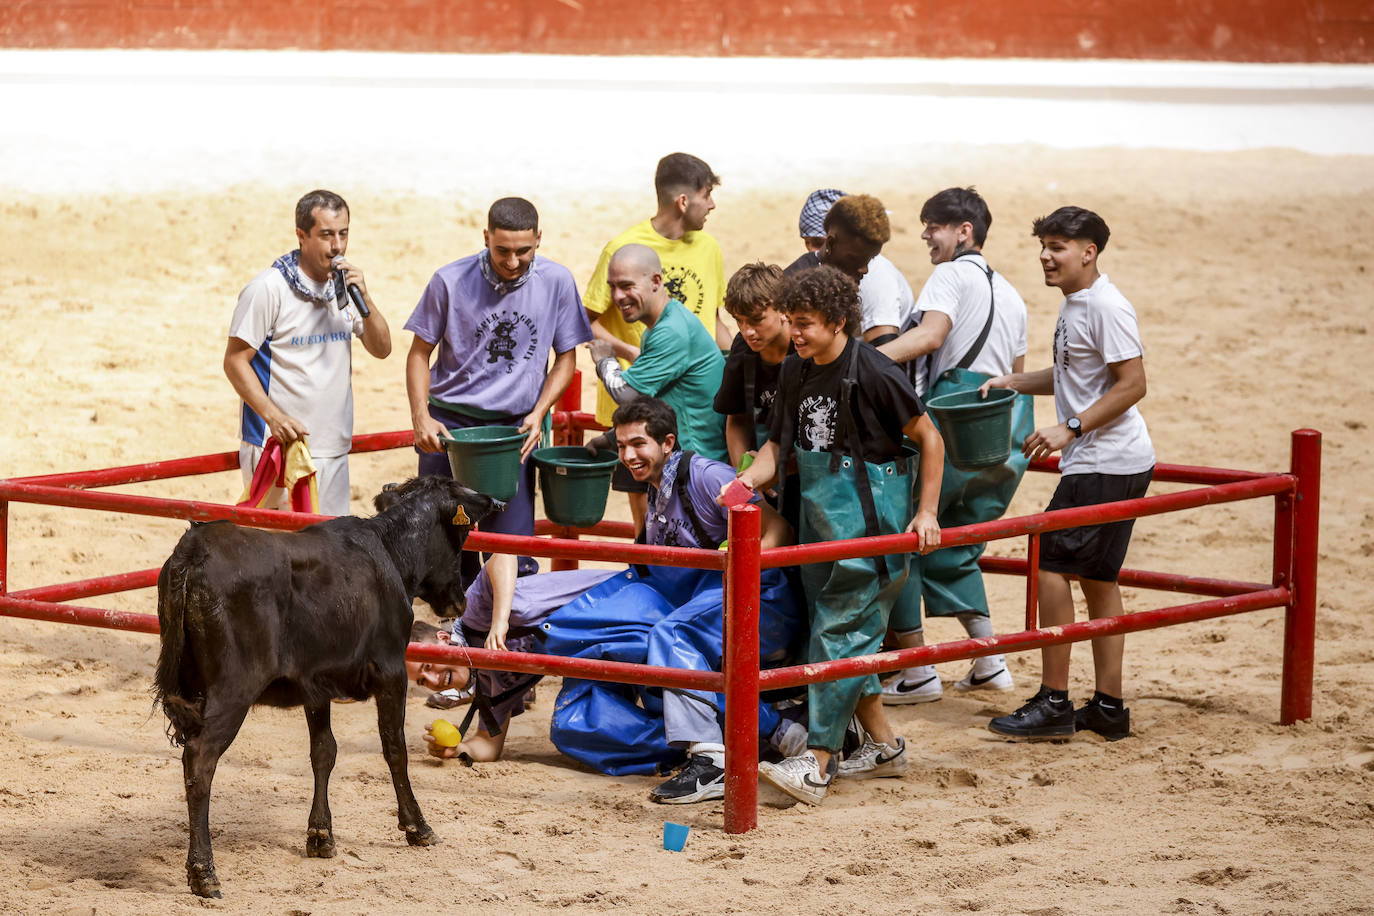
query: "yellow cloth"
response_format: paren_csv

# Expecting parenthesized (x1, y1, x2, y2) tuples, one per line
(583, 219, 726, 426)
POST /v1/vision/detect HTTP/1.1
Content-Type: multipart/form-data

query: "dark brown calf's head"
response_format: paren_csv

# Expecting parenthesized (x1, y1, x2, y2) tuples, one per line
(373, 476, 506, 614)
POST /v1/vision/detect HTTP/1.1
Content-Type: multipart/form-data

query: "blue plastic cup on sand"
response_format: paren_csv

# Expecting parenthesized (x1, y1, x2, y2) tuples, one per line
(663, 822, 689, 852)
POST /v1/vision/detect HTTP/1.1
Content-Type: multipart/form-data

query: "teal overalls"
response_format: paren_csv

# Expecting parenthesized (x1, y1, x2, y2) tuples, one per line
(779, 344, 919, 752)
(890, 254, 1033, 629)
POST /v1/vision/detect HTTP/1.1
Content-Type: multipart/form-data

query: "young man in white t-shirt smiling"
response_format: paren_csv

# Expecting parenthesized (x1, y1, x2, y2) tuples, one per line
(980, 206, 1155, 742)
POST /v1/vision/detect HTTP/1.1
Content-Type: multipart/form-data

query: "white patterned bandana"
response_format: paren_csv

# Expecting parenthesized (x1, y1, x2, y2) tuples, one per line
(272, 249, 346, 307)
(477, 250, 536, 296)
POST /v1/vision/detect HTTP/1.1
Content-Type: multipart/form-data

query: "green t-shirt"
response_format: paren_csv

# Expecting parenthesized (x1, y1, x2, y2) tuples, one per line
(623, 299, 728, 461)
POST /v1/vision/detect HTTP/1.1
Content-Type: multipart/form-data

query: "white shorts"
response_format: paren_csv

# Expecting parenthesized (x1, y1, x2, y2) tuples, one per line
(239, 443, 351, 517)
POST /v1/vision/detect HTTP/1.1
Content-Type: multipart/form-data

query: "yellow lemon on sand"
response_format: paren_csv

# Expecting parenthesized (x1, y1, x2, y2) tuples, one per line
(430, 719, 461, 748)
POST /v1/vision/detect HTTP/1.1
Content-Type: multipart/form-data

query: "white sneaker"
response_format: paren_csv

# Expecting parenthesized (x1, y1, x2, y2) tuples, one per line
(837, 736, 908, 780)
(953, 657, 1015, 693)
(881, 667, 943, 705)
(758, 751, 835, 806)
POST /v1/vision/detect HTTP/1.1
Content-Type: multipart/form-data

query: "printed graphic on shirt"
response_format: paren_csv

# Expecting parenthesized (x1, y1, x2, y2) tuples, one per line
(663, 265, 706, 315)
(757, 386, 777, 413)
(1054, 315, 1069, 372)
(475, 310, 540, 374)
(799, 395, 838, 452)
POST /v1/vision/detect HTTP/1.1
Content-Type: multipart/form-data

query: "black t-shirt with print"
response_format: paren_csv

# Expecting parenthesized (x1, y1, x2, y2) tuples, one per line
(769, 336, 924, 463)
(713, 333, 793, 434)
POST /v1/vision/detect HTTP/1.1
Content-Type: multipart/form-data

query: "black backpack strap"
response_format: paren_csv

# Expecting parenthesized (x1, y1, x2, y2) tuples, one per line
(672, 450, 715, 549)
(458, 671, 543, 739)
(952, 250, 997, 371)
(836, 342, 891, 586)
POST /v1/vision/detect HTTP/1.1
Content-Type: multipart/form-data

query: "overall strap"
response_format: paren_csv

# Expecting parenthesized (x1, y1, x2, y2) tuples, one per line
(952, 250, 997, 371)
(774, 357, 804, 489)
(836, 342, 891, 586)
(742, 354, 760, 450)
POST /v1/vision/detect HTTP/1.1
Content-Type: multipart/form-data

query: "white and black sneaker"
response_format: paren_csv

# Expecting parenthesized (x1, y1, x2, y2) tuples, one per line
(758, 751, 837, 806)
(954, 656, 1014, 693)
(650, 754, 726, 805)
(837, 736, 908, 780)
(881, 666, 943, 705)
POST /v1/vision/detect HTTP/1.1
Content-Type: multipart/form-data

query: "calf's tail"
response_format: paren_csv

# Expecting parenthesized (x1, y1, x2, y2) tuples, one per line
(153, 549, 205, 746)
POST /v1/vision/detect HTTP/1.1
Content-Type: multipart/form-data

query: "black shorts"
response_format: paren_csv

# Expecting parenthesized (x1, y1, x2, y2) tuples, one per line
(611, 460, 649, 494)
(1039, 468, 1154, 582)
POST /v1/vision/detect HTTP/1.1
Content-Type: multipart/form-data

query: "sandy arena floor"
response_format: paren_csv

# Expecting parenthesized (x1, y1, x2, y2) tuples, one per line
(1, 145, 1373, 914)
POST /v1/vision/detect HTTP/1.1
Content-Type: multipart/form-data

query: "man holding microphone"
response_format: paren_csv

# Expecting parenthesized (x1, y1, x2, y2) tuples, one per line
(224, 189, 392, 516)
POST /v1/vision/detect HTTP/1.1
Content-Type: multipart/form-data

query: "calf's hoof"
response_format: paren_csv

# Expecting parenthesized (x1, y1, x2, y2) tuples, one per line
(306, 827, 337, 859)
(187, 862, 222, 899)
(406, 826, 441, 847)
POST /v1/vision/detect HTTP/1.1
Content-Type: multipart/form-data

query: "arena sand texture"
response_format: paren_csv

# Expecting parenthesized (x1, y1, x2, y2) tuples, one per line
(1, 55, 1373, 916)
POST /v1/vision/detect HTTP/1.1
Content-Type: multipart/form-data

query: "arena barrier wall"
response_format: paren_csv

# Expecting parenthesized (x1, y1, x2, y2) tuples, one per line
(2, 0, 1370, 63)
(0, 377, 1321, 835)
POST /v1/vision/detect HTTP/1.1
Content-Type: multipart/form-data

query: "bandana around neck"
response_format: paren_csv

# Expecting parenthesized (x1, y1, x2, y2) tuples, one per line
(478, 251, 536, 296)
(272, 249, 345, 307)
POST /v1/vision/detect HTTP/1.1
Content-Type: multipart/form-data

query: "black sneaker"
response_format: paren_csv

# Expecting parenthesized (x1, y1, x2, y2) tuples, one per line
(1075, 696, 1130, 741)
(650, 754, 725, 805)
(988, 686, 1075, 740)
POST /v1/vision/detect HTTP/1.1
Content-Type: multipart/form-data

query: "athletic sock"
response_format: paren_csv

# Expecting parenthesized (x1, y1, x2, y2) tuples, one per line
(1045, 687, 1070, 705)
(1091, 691, 1123, 711)
(956, 612, 994, 640)
(687, 742, 726, 767)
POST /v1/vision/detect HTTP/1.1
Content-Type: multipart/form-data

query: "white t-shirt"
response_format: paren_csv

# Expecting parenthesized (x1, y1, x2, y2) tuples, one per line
(1052, 273, 1155, 475)
(912, 252, 1028, 395)
(229, 267, 365, 458)
(859, 254, 916, 334)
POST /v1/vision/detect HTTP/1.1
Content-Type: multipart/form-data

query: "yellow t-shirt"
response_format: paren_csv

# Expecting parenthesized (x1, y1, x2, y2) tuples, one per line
(584, 220, 725, 426)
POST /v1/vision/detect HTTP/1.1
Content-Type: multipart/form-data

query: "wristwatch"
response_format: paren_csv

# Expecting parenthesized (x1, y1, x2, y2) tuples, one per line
(1066, 417, 1083, 438)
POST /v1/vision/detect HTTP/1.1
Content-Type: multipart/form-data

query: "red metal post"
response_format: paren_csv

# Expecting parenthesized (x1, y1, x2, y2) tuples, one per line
(1, 498, 8, 594)
(1281, 429, 1321, 725)
(723, 504, 761, 835)
(1025, 533, 1040, 630)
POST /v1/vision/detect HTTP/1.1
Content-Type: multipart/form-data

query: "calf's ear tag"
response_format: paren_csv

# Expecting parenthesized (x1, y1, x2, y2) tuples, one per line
(452, 506, 471, 527)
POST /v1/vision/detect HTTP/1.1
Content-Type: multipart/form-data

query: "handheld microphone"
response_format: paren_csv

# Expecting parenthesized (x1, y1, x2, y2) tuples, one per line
(331, 256, 371, 318)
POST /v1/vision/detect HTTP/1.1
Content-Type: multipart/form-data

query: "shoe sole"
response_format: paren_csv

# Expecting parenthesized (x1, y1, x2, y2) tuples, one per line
(758, 766, 828, 806)
(837, 760, 908, 780)
(881, 689, 943, 706)
(650, 784, 725, 805)
(953, 680, 1015, 693)
(987, 724, 1075, 741)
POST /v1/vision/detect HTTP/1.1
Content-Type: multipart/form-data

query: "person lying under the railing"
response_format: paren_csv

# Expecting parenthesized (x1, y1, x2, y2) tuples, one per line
(540, 397, 806, 805)
(730, 265, 944, 806)
(409, 564, 617, 762)
(979, 205, 1155, 742)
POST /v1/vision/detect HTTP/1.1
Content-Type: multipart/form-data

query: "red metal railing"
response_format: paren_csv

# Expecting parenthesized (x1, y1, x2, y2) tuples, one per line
(0, 391, 1321, 836)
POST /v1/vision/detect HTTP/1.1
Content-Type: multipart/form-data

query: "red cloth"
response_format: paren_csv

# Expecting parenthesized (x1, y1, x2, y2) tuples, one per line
(236, 437, 320, 513)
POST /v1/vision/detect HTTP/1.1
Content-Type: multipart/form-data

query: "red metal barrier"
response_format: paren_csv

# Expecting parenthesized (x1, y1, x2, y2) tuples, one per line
(723, 504, 762, 834)
(0, 425, 1322, 836)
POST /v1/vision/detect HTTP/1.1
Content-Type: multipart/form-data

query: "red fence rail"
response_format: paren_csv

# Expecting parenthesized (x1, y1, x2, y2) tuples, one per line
(0, 405, 1321, 835)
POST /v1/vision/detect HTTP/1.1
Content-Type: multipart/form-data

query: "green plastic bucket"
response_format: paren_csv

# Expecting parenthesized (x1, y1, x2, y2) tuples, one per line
(440, 426, 526, 502)
(925, 387, 1017, 472)
(532, 446, 621, 528)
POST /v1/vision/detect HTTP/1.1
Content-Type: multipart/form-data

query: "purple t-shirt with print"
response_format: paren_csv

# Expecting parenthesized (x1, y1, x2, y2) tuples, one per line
(645, 450, 761, 549)
(404, 253, 593, 417)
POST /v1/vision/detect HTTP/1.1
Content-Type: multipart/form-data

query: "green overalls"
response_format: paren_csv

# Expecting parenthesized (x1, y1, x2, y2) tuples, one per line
(889, 252, 1034, 630)
(780, 344, 918, 752)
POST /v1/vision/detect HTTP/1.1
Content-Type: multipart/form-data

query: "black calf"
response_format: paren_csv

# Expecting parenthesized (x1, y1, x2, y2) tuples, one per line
(153, 476, 498, 898)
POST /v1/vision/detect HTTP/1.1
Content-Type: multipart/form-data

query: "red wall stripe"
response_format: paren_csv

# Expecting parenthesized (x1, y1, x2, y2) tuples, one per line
(0, 0, 1370, 62)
